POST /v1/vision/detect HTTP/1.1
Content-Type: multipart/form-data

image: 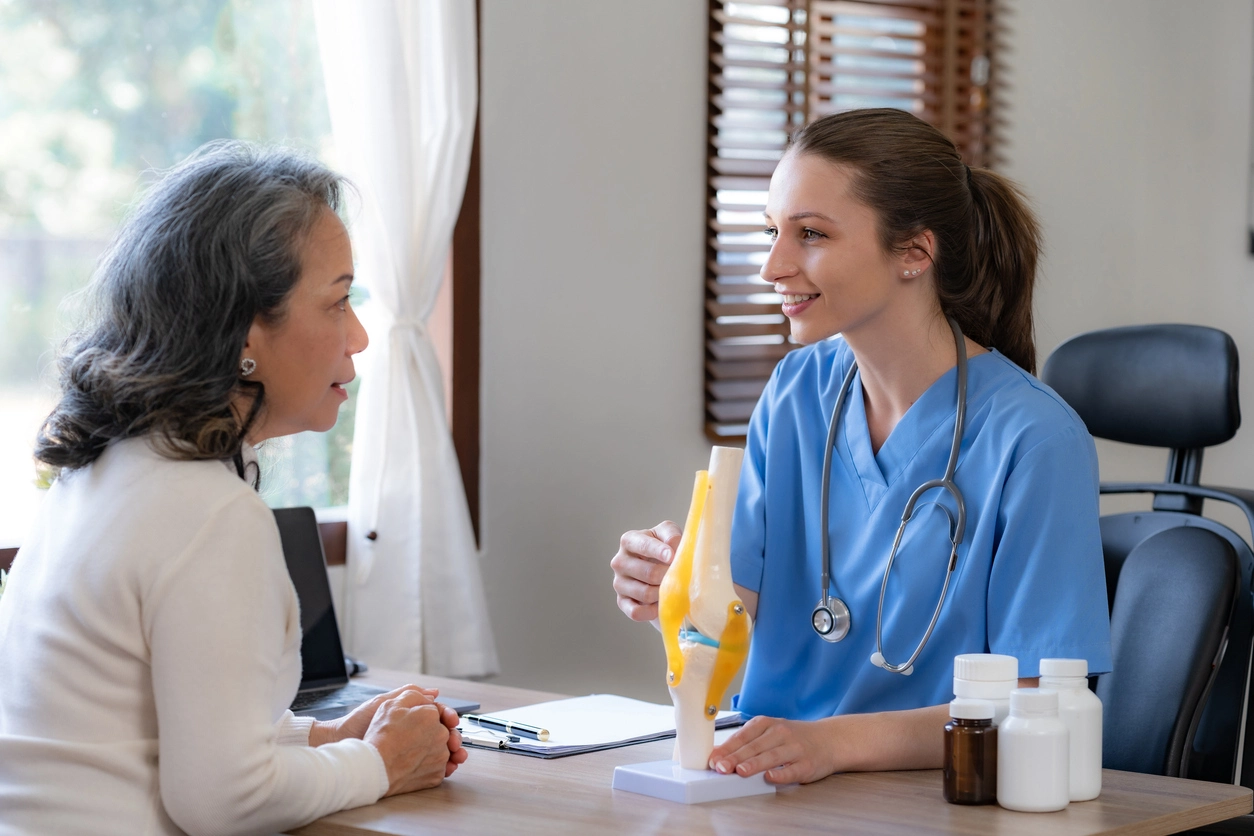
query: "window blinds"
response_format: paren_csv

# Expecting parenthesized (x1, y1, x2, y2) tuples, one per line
(705, 0, 995, 439)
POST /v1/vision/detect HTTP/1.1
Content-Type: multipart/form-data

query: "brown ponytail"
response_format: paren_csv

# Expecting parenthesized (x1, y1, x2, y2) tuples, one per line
(789, 109, 1042, 373)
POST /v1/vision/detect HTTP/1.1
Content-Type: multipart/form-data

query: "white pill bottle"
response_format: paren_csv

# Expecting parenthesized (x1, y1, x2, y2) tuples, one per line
(953, 653, 1018, 726)
(1039, 658, 1102, 801)
(997, 688, 1069, 812)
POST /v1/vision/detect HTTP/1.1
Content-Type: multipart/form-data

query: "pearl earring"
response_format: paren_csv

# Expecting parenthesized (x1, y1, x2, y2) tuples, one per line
(240, 357, 257, 377)
(903, 268, 922, 278)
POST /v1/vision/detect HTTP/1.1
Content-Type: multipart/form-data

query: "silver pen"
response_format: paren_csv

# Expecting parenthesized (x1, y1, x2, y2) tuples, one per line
(460, 729, 520, 749)
(462, 713, 550, 742)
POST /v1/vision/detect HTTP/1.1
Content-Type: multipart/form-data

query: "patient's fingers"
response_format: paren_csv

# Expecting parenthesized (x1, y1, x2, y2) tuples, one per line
(437, 704, 461, 729)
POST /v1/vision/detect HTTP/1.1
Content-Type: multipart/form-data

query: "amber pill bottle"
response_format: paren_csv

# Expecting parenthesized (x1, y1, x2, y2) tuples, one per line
(944, 698, 998, 805)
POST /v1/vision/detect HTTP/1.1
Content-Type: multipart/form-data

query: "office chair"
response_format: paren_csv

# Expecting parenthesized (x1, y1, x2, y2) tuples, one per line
(1099, 526, 1237, 775)
(1043, 323, 1254, 785)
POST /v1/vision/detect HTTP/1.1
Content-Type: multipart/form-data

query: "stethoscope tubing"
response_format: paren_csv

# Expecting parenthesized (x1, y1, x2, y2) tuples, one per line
(818, 361, 860, 603)
(816, 317, 970, 674)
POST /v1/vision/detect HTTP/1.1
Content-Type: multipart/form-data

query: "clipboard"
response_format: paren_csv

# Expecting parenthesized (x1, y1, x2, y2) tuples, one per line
(457, 694, 744, 759)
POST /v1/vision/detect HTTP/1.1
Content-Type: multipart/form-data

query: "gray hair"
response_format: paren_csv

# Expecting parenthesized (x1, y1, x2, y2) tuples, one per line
(35, 141, 348, 477)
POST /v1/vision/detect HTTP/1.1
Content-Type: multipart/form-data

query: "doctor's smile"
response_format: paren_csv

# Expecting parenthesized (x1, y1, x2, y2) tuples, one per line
(777, 290, 820, 316)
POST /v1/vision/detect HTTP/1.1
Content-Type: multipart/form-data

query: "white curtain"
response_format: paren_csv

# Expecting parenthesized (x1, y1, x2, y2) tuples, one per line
(313, 0, 498, 677)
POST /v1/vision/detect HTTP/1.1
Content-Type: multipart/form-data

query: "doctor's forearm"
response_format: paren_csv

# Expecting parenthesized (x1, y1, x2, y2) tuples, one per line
(819, 678, 1040, 773)
(822, 703, 950, 773)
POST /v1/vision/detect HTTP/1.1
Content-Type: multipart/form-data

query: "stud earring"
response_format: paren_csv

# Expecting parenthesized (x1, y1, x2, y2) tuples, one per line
(240, 357, 256, 377)
(903, 268, 922, 278)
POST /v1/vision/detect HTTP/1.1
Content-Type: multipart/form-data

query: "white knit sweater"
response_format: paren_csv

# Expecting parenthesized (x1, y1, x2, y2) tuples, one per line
(0, 437, 389, 835)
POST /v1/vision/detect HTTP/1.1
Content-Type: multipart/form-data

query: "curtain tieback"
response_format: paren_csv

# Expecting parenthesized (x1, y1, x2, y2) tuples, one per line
(388, 318, 428, 337)
(357, 315, 428, 584)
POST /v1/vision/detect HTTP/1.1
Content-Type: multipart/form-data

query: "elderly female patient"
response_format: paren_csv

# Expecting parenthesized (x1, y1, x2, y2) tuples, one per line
(0, 143, 465, 835)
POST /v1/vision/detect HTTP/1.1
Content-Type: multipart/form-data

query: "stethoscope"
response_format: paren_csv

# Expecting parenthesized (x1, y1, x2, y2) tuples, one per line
(811, 317, 969, 677)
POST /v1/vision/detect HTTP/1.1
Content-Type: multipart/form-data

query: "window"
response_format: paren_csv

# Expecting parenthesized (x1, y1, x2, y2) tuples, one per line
(0, 1, 358, 544)
(705, 0, 996, 439)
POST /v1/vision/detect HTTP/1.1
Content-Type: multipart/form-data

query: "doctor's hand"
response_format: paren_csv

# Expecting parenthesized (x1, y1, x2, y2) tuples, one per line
(708, 715, 836, 785)
(611, 521, 683, 621)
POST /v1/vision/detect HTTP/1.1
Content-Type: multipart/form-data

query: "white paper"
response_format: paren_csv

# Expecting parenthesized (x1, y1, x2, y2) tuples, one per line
(458, 694, 742, 757)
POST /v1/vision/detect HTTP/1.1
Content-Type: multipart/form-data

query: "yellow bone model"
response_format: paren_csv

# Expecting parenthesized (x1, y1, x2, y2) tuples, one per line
(658, 470, 709, 688)
(705, 599, 750, 716)
(659, 446, 751, 769)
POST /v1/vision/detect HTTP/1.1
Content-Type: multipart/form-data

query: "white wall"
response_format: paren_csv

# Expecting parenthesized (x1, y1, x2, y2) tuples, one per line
(478, 0, 711, 701)
(1001, 0, 1254, 524)
(474, 0, 1254, 700)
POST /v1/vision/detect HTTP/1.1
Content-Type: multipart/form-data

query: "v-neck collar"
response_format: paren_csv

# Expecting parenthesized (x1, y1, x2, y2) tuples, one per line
(841, 360, 969, 511)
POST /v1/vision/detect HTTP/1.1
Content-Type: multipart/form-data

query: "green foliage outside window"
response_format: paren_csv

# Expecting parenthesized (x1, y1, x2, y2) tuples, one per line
(0, 0, 357, 513)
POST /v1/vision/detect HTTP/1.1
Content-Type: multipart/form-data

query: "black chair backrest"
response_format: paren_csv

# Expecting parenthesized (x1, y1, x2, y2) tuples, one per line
(1043, 323, 1253, 785)
(1099, 511, 1254, 783)
(1042, 324, 1239, 451)
(1043, 324, 1240, 513)
(1098, 526, 1238, 776)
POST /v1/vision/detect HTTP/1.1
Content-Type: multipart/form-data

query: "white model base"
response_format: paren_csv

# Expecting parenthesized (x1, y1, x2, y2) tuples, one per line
(612, 760, 776, 804)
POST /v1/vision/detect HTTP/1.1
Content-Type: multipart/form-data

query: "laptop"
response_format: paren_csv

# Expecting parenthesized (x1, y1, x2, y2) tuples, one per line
(274, 507, 479, 720)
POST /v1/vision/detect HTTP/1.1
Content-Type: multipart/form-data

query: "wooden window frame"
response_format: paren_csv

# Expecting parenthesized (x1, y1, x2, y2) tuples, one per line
(451, 108, 483, 547)
(704, 0, 997, 441)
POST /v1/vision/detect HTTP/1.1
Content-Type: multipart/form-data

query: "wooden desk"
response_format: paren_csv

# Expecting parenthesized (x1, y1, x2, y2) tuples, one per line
(289, 671, 1252, 836)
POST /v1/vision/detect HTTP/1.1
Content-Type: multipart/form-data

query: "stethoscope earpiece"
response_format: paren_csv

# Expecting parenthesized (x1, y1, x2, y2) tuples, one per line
(870, 651, 913, 676)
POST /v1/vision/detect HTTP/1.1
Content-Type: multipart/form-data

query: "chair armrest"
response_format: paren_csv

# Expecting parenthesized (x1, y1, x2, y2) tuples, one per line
(1101, 482, 1254, 549)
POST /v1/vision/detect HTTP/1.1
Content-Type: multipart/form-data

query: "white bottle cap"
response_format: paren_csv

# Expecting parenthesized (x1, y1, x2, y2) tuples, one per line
(953, 653, 1018, 682)
(1009, 687, 1059, 717)
(1039, 658, 1088, 678)
(953, 679, 1014, 700)
(949, 698, 995, 720)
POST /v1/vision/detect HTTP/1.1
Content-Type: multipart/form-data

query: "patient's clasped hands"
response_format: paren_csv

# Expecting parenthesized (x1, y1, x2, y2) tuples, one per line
(311, 684, 467, 794)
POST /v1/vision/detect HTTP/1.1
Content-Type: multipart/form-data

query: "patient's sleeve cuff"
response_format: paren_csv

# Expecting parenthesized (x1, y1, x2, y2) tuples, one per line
(277, 710, 316, 747)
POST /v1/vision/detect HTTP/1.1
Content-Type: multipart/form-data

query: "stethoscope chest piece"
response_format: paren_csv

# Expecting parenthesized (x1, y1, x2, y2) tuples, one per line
(811, 597, 851, 643)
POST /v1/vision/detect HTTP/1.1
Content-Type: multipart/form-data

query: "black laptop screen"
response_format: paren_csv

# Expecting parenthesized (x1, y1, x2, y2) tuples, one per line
(273, 507, 349, 689)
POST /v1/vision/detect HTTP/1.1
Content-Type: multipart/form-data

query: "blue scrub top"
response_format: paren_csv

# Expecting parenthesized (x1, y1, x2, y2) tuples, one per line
(731, 338, 1113, 721)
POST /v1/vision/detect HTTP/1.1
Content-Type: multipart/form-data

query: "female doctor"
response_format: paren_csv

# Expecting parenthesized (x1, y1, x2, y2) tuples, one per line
(610, 108, 1112, 785)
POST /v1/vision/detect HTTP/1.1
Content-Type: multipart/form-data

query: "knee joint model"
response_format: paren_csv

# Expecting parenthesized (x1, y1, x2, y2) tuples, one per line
(659, 446, 752, 769)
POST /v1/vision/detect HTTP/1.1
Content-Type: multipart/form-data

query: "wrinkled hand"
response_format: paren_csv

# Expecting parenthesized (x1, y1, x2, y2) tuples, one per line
(611, 521, 682, 621)
(328, 685, 440, 743)
(708, 715, 835, 785)
(436, 701, 467, 777)
(365, 691, 457, 795)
